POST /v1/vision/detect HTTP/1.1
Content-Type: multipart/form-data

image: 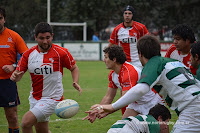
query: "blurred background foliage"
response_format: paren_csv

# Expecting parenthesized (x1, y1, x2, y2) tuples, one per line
(0, 0, 200, 41)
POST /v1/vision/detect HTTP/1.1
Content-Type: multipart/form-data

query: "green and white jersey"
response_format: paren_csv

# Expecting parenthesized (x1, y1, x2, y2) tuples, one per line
(107, 115, 160, 133)
(138, 56, 200, 115)
(196, 65, 200, 80)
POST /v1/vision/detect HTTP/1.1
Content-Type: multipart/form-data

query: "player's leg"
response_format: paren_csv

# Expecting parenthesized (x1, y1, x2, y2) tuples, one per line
(0, 79, 20, 133)
(34, 121, 49, 133)
(29, 98, 58, 133)
(21, 111, 37, 133)
(4, 106, 19, 133)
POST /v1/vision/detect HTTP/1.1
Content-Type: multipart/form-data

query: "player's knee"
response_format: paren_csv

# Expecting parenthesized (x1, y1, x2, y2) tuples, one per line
(21, 119, 33, 129)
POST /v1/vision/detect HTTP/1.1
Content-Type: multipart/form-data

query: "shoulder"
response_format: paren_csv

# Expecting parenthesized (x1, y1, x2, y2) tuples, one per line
(166, 44, 176, 52)
(113, 23, 124, 31)
(123, 62, 141, 74)
(133, 21, 147, 28)
(165, 44, 177, 57)
(25, 45, 37, 54)
(147, 56, 168, 66)
(143, 56, 164, 74)
(52, 44, 69, 53)
(108, 70, 115, 77)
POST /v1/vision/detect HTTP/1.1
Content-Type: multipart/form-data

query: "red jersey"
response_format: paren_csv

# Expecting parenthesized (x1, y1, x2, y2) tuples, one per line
(16, 44, 75, 101)
(109, 21, 149, 68)
(165, 44, 197, 75)
(0, 28, 28, 79)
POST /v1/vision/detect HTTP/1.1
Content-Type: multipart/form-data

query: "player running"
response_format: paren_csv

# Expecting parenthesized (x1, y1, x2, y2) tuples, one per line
(10, 22, 81, 133)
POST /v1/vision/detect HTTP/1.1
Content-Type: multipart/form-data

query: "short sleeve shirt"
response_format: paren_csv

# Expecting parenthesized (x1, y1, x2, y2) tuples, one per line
(16, 44, 75, 101)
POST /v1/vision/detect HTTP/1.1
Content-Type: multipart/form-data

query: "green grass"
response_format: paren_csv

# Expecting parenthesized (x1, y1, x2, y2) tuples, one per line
(0, 61, 177, 133)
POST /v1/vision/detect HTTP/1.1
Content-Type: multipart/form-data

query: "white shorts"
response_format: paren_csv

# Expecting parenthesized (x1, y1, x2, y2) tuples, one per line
(171, 96, 200, 133)
(127, 93, 164, 115)
(29, 97, 59, 122)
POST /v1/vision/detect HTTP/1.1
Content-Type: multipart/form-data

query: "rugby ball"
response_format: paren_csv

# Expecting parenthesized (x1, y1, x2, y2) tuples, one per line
(55, 99, 79, 119)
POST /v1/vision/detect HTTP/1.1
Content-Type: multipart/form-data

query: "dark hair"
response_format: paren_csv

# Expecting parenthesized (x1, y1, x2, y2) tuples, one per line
(172, 24, 196, 43)
(123, 5, 135, 14)
(137, 35, 161, 59)
(35, 22, 53, 37)
(0, 7, 6, 18)
(103, 45, 127, 64)
(191, 41, 200, 60)
(149, 104, 171, 121)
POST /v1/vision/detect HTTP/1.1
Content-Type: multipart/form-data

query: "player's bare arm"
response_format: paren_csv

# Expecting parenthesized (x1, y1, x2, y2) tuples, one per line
(10, 70, 24, 82)
(70, 64, 82, 95)
(100, 87, 117, 104)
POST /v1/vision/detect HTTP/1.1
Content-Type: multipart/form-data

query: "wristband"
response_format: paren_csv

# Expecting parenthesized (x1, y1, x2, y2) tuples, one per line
(12, 64, 17, 68)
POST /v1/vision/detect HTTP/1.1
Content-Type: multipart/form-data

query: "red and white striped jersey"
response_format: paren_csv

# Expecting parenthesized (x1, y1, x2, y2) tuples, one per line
(165, 44, 197, 75)
(109, 22, 149, 68)
(108, 62, 156, 104)
(16, 44, 75, 101)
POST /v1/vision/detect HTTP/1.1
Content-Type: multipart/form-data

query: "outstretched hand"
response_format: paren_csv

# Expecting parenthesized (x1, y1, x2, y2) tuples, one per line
(82, 110, 98, 123)
(82, 109, 110, 123)
(73, 82, 82, 96)
(10, 70, 24, 82)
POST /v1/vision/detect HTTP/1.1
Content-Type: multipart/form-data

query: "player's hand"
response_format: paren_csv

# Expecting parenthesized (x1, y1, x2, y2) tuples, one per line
(82, 110, 97, 123)
(2, 65, 15, 73)
(91, 104, 115, 113)
(96, 112, 109, 119)
(10, 70, 24, 82)
(73, 82, 82, 96)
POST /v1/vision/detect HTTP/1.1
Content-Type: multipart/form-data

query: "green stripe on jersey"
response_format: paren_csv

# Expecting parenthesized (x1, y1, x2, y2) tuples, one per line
(178, 80, 196, 88)
(192, 91, 200, 96)
(135, 115, 144, 122)
(110, 124, 125, 128)
(153, 85, 162, 93)
(122, 117, 132, 121)
(165, 95, 173, 107)
(166, 67, 182, 80)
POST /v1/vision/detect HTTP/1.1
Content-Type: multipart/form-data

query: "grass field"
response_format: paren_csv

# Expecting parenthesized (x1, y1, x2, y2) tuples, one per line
(0, 61, 177, 133)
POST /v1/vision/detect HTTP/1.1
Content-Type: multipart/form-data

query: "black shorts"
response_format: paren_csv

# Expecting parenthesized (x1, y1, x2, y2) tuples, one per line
(0, 79, 20, 107)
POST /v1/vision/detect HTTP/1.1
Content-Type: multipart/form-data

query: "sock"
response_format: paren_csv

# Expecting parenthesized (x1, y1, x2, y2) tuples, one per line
(9, 127, 19, 133)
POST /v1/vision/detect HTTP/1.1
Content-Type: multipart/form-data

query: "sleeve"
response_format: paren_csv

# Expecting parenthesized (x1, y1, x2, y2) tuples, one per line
(109, 27, 118, 44)
(165, 44, 175, 58)
(138, 57, 162, 88)
(14, 32, 28, 54)
(120, 69, 138, 91)
(62, 49, 76, 70)
(142, 25, 149, 36)
(108, 71, 118, 88)
(16, 50, 29, 72)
